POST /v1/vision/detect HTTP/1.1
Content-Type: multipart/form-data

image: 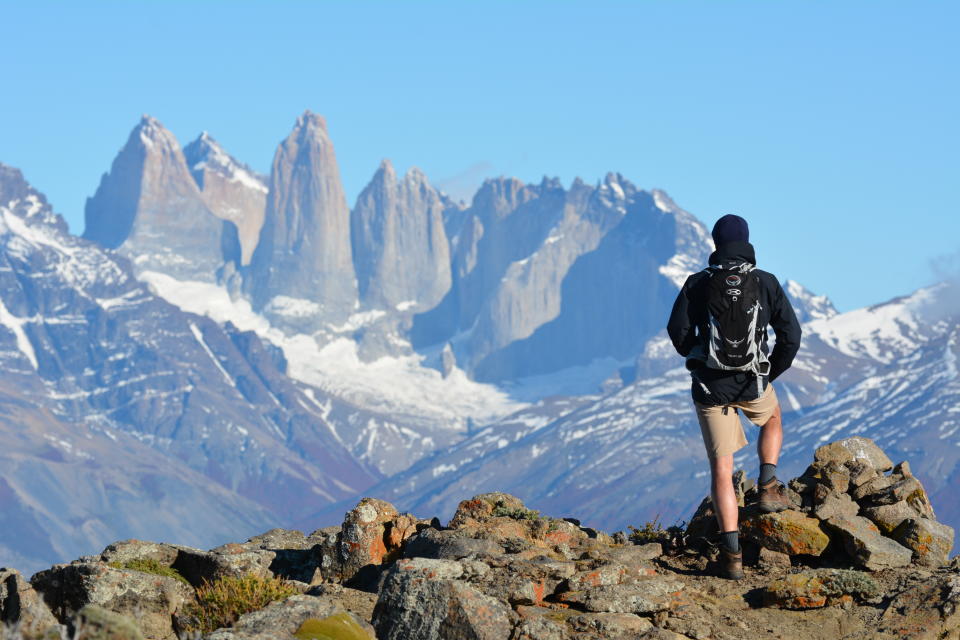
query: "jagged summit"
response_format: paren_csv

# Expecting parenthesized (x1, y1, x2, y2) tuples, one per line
(351, 158, 452, 313)
(785, 279, 839, 323)
(183, 131, 268, 266)
(83, 115, 227, 279)
(245, 111, 358, 323)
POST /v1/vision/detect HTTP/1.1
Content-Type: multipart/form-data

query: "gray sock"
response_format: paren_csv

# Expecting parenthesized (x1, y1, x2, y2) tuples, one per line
(720, 530, 740, 553)
(759, 463, 777, 485)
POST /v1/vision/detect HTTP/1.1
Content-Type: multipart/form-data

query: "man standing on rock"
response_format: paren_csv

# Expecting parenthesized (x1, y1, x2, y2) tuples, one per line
(667, 214, 802, 579)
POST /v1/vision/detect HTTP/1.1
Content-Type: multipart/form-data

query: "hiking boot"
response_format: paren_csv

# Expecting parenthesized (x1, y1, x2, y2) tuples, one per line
(713, 546, 744, 580)
(757, 476, 791, 513)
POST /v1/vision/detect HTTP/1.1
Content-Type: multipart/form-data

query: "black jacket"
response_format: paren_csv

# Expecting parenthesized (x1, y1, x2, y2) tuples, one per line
(666, 241, 802, 405)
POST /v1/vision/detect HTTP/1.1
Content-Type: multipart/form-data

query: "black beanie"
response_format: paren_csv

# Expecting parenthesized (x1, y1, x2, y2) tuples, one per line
(712, 214, 749, 247)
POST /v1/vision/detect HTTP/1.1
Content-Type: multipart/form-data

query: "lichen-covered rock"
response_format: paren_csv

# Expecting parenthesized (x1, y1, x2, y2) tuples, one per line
(447, 493, 587, 549)
(763, 569, 881, 609)
(31, 563, 193, 640)
(338, 498, 419, 585)
(555, 576, 685, 614)
(740, 510, 830, 556)
(205, 594, 373, 640)
(294, 612, 374, 640)
(0, 568, 60, 636)
(373, 558, 514, 640)
(98, 540, 181, 567)
(892, 517, 955, 567)
(74, 605, 145, 640)
(814, 437, 894, 472)
(823, 515, 913, 570)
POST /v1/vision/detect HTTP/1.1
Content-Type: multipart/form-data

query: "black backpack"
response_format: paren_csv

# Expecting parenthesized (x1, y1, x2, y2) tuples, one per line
(702, 263, 770, 394)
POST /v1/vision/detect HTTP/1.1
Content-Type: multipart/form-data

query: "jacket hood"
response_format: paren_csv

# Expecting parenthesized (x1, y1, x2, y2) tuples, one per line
(708, 240, 756, 268)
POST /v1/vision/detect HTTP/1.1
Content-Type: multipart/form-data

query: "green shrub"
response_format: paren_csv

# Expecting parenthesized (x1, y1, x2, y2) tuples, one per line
(180, 574, 297, 634)
(492, 504, 543, 520)
(108, 558, 189, 585)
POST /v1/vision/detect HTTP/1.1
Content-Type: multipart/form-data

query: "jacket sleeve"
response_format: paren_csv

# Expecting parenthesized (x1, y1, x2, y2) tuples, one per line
(767, 278, 802, 381)
(667, 276, 699, 358)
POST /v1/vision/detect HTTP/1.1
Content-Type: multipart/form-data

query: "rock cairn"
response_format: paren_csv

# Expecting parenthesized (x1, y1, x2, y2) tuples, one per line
(0, 439, 957, 640)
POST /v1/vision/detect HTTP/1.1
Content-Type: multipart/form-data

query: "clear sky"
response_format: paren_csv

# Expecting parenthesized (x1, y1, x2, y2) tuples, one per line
(2, 1, 957, 311)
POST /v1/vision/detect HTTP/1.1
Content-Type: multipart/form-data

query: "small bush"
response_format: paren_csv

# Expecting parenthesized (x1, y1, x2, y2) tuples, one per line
(180, 574, 297, 634)
(628, 515, 685, 545)
(108, 558, 189, 585)
(492, 504, 543, 520)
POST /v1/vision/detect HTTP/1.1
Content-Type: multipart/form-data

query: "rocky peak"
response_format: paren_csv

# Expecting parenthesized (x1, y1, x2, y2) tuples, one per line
(785, 279, 839, 323)
(351, 159, 452, 312)
(183, 132, 267, 267)
(0, 163, 67, 233)
(245, 111, 358, 326)
(83, 116, 228, 280)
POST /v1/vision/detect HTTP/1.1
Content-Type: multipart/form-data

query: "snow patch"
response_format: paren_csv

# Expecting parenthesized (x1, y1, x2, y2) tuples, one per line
(0, 298, 38, 369)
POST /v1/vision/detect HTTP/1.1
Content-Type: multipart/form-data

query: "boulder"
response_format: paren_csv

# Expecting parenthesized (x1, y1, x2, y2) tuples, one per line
(861, 501, 923, 534)
(173, 544, 276, 586)
(205, 594, 374, 640)
(823, 515, 913, 570)
(814, 437, 894, 472)
(338, 498, 419, 585)
(98, 540, 180, 567)
(892, 518, 955, 567)
(763, 569, 881, 609)
(740, 510, 830, 556)
(74, 605, 145, 640)
(402, 528, 504, 560)
(812, 492, 859, 521)
(555, 576, 685, 614)
(373, 558, 514, 640)
(31, 563, 193, 640)
(447, 493, 587, 549)
(0, 568, 60, 636)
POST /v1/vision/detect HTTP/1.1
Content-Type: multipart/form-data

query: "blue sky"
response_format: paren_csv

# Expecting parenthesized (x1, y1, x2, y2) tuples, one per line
(2, 1, 957, 311)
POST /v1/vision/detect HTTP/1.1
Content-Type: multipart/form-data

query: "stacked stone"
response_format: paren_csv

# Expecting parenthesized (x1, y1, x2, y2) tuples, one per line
(687, 436, 955, 572)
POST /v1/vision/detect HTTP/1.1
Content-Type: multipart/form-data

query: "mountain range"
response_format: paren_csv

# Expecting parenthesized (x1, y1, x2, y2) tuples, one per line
(1, 111, 956, 573)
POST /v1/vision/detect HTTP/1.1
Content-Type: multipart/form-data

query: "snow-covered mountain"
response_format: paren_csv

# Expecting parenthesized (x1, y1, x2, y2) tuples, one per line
(0, 163, 379, 573)
(5, 109, 957, 575)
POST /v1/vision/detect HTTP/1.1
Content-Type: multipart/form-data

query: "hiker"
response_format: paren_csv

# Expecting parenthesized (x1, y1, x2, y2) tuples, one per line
(666, 214, 802, 579)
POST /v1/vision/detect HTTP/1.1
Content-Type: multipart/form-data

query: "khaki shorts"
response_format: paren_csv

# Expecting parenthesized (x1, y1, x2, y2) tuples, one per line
(695, 385, 780, 460)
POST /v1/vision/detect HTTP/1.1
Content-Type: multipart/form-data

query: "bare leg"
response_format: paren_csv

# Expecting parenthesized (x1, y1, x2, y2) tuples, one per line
(757, 404, 783, 466)
(710, 454, 739, 533)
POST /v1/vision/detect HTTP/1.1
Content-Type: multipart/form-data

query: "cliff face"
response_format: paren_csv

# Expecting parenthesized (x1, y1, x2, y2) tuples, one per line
(2, 438, 956, 640)
(83, 116, 228, 281)
(245, 111, 358, 325)
(351, 160, 452, 313)
(183, 132, 268, 267)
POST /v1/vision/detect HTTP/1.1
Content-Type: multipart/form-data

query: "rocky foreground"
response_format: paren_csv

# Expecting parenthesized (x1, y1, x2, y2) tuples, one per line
(1, 437, 957, 640)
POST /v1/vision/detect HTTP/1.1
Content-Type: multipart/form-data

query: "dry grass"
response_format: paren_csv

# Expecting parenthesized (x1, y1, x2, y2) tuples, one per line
(179, 574, 297, 634)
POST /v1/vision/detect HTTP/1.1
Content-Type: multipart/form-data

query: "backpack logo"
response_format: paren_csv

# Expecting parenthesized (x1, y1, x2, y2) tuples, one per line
(724, 337, 745, 347)
(725, 275, 742, 286)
